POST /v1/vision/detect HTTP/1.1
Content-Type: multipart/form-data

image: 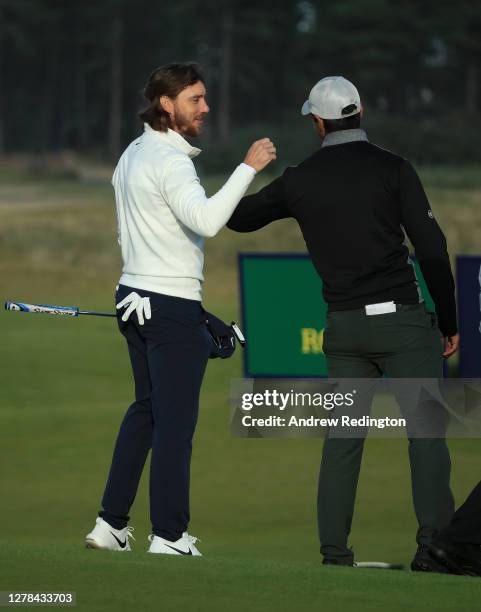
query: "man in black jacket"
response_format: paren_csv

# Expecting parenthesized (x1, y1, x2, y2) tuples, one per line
(227, 76, 459, 570)
(429, 481, 481, 576)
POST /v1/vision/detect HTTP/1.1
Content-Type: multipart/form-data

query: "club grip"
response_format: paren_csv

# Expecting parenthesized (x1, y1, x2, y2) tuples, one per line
(4, 301, 79, 316)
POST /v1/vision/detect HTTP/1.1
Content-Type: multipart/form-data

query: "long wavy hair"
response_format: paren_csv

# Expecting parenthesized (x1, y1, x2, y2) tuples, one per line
(138, 63, 205, 132)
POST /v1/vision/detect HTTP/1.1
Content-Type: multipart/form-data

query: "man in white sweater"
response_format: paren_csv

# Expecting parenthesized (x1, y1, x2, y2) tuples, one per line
(85, 63, 275, 555)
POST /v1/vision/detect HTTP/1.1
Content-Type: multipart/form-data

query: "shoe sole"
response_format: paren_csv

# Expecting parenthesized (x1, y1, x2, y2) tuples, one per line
(147, 549, 201, 556)
(85, 539, 108, 550)
(85, 539, 131, 552)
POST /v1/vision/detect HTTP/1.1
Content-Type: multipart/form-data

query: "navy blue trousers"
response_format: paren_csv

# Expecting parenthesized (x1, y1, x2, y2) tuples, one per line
(99, 284, 211, 540)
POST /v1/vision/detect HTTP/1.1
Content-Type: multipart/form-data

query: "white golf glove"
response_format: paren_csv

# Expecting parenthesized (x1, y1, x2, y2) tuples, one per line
(116, 292, 151, 325)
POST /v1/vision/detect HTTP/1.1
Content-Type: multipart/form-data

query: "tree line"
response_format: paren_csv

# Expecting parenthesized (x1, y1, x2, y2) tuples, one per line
(1, 0, 481, 166)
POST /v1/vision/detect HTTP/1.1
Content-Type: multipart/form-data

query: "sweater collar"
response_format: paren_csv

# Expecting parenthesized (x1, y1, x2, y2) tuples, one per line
(321, 128, 368, 148)
(143, 123, 202, 158)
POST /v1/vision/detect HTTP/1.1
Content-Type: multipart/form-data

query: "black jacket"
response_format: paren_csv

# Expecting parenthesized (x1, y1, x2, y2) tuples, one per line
(227, 133, 457, 337)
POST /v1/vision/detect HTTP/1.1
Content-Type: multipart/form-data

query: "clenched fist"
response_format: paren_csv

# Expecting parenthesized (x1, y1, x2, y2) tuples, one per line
(244, 138, 277, 172)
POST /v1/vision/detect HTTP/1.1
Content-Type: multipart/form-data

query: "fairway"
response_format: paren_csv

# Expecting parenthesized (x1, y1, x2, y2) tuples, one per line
(1, 171, 480, 610)
(2, 543, 480, 612)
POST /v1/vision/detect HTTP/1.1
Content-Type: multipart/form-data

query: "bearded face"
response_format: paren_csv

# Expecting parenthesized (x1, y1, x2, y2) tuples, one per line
(172, 103, 207, 137)
(168, 81, 210, 137)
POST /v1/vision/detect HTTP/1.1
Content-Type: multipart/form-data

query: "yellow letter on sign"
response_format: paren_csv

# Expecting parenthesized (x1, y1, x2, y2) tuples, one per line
(301, 328, 324, 354)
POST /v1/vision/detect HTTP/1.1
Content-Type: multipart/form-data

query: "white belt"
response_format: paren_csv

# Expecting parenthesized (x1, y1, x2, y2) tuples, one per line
(365, 301, 397, 315)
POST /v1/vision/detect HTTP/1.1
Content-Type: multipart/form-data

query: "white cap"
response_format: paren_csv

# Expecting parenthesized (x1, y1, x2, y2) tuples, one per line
(301, 76, 361, 120)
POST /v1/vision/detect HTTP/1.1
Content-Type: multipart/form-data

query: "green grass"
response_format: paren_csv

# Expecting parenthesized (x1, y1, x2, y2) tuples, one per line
(2, 543, 480, 612)
(0, 169, 480, 610)
(418, 165, 481, 190)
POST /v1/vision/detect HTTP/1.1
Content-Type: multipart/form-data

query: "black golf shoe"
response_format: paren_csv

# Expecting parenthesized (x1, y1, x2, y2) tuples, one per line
(410, 544, 450, 573)
(429, 537, 481, 577)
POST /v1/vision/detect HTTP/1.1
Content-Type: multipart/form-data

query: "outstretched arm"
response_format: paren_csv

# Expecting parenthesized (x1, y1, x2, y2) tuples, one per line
(161, 139, 276, 238)
(227, 173, 291, 232)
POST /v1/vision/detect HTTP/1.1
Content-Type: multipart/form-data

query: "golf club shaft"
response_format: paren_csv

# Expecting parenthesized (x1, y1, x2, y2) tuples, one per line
(78, 311, 117, 317)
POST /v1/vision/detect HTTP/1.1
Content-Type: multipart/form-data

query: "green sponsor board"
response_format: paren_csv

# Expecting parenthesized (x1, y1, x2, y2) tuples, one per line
(239, 253, 434, 378)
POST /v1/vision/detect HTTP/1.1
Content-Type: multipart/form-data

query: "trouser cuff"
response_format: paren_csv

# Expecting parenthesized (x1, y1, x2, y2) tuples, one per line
(320, 544, 354, 565)
(98, 509, 129, 530)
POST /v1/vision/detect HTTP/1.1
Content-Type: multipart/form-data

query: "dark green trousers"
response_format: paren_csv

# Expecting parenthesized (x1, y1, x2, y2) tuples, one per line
(318, 303, 455, 564)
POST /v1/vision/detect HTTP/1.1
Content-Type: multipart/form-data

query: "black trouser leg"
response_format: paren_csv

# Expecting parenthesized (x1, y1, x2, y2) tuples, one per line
(148, 338, 209, 540)
(100, 322, 153, 529)
(318, 437, 366, 564)
(406, 438, 454, 545)
(318, 350, 379, 564)
(380, 324, 455, 546)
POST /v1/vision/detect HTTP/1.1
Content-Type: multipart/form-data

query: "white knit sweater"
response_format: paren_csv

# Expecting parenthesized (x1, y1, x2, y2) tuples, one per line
(112, 123, 256, 300)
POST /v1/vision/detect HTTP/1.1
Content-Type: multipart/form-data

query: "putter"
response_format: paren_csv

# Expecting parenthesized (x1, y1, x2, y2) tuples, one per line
(355, 561, 405, 570)
(4, 300, 116, 318)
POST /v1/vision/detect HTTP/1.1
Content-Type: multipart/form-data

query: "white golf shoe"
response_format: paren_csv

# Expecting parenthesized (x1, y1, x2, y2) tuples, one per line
(147, 532, 202, 556)
(85, 517, 135, 551)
